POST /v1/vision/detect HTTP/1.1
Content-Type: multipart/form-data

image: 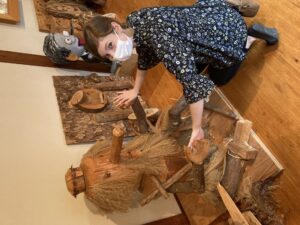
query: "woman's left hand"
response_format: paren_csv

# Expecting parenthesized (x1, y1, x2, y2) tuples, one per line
(188, 127, 204, 148)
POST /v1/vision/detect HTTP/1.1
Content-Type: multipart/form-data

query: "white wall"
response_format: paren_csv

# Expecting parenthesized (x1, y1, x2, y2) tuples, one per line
(0, 1, 181, 225)
(0, 0, 46, 54)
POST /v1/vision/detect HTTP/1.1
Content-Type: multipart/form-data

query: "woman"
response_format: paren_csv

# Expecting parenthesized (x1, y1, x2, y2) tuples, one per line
(84, 0, 278, 147)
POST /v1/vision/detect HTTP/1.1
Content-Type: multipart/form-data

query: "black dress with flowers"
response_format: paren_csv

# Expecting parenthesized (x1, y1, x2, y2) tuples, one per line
(126, 0, 248, 104)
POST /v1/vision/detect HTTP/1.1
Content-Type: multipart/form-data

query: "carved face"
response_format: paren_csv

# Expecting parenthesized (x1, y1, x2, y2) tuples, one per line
(54, 31, 85, 57)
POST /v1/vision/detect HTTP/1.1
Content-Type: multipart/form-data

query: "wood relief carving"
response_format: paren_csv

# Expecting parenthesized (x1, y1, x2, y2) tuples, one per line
(33, 0, 112, 39)
(52, 73, 145, 145)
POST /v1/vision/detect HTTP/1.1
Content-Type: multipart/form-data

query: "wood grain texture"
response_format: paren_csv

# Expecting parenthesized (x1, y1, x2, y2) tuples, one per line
(0, 50, 111, 73)
(219, 1, 300, 224)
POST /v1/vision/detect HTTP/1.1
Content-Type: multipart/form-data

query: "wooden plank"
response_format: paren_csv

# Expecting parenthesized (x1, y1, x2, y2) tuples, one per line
(217, 183, 249, 225)
(242, 211, 262, 225)
(0, 50, 111, 73)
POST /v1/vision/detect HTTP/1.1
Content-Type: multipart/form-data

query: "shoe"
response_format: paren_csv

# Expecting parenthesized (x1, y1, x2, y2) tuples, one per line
(248, 23, 279, 45)
(226, 0, 260, 17)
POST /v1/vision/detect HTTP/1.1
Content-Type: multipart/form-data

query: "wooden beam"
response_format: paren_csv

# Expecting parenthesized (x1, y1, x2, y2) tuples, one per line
(217, 183, 249, 225)
(0, 50, 111, 73)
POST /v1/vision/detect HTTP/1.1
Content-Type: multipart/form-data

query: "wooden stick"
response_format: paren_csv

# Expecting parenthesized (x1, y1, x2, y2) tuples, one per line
(110, 127, 124, 163)
(131, 98, 148, 134)
(94, 80, 133, 91)
(204, 103, 239, 120)
(141, 163, 192, 206)
(242, 211, 262, 225)
(95, 109, 132, 123)
(217, 183, 249, 225)
(151, 176, 169, 199)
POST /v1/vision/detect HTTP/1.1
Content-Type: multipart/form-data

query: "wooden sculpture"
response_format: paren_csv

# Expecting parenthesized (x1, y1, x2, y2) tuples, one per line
(64, 94, 283, 224)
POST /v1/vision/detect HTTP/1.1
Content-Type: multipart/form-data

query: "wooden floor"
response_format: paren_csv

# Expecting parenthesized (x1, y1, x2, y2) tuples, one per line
(100, 1, 300, 224)
(221, 1, 300, 224)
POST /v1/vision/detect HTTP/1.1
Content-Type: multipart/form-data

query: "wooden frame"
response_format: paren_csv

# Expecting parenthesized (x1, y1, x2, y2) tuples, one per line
(0, 0, 19, 24)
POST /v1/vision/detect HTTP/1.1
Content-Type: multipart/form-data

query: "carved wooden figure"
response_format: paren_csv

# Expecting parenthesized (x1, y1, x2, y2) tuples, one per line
(64, 94, 282, 224)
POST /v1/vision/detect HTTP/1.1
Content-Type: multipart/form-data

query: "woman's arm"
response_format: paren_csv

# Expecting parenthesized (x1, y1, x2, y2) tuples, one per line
(113, 69, 147, 107)
(188, 99, 205, 147)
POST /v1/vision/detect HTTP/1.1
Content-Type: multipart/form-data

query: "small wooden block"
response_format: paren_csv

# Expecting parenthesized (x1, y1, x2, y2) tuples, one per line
(228, 141, 258, 160)
(69, 90, 84, 106)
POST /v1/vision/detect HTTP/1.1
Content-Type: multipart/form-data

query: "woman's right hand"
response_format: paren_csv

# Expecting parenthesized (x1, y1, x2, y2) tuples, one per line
(113, 89, 138, 108)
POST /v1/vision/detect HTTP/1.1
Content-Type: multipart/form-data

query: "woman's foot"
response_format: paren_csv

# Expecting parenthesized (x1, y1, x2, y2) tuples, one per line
(248, 23, 279, 45)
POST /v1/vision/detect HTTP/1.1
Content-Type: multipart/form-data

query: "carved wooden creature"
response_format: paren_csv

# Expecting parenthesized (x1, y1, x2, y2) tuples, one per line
(64, 93, 282, 223)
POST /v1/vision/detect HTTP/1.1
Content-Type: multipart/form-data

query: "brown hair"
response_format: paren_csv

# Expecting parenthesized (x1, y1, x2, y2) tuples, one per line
(84, 16, 126, 58)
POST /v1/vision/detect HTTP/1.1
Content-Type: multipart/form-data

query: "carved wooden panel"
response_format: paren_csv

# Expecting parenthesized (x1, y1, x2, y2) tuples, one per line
(52, 73, 140, 144)
(33, 0, 99, 38)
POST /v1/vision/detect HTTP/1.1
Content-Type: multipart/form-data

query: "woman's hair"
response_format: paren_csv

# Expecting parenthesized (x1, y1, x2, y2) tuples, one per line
(84, 15, 126, 58)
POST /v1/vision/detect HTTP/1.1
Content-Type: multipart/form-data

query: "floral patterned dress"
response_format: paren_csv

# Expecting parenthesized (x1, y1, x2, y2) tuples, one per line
(126, 0, 248, 103)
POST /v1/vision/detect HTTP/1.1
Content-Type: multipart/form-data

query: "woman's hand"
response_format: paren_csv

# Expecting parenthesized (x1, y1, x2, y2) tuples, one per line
(188, 127, 204, 148)
(113, 89, 138, 108)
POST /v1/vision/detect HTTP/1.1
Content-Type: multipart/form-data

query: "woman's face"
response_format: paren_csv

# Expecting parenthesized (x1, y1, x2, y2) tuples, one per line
(97, 24, 128, 61)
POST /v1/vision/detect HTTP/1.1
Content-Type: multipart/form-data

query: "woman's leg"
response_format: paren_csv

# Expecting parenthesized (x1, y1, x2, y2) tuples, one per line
(208, 62, 243, 86)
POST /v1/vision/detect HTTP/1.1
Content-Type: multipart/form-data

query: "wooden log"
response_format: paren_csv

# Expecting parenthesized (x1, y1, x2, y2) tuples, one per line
(141, 163, 192, 206)
(94, 80, 132, 91)
(131, 98, 148, 134)
(151, 176, 169, 199)
(185, 139, 210, 193)
(217, 183, 249, 225)
(94, 109, 132, 123)
(169, 96, 188, 128)
(221, 120, 256, 198)
(110, 127, 124, 163)
(221, 151, 246, 198)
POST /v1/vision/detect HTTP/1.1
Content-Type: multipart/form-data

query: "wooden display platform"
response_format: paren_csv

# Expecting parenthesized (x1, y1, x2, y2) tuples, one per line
(52, 74, 140, 145)
(175, 89, 283, 225)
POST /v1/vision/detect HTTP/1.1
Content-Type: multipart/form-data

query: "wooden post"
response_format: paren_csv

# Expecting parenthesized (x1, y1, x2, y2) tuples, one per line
(221, 120, 258, 198)
(110, 127, 124, 163)
(185, 139, 210, 193)
(131, 98, 148, 134)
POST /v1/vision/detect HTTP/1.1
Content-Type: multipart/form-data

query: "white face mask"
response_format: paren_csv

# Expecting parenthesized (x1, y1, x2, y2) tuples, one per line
(113, 30, 133, 62)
